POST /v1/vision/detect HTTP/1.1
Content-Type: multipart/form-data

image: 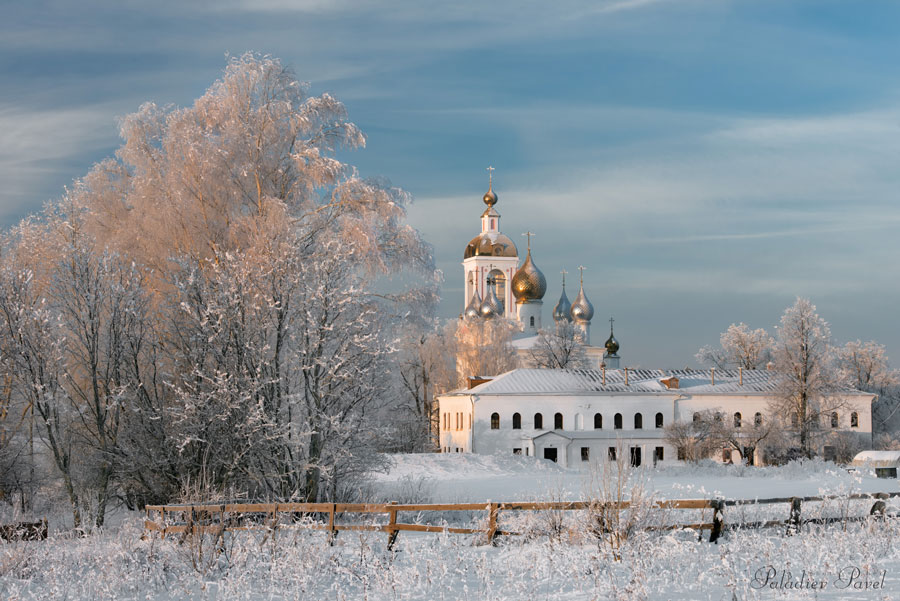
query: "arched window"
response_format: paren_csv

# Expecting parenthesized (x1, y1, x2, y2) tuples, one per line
(655, 412, 664, 428)
(534, 413, 543, 430)
(754, 412, 762, 427)
(791, 413, 798, 428)
(634, 413, 643, 429)
(734, 412, 742, 428)
(614, 413, 623, 430)
(491, 413, 500, 430)
(530, 316, 535, 326)
(693, 412, 700, 423)
(575, 413, 584, 430)
(851, 412, 859, 428)
(594, 413, 603, 429)
(512, 413, 521, 430)
(831, 412, 838, 429)
(554, 412, 563, 430)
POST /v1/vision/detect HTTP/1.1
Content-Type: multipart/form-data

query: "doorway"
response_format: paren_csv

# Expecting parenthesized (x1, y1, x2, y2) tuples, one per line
(543, 448, 558, 463)
(630, 447, 641, 467)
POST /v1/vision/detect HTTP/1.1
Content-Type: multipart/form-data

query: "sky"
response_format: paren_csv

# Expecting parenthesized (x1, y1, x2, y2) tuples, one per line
(3, 0, 900, 368)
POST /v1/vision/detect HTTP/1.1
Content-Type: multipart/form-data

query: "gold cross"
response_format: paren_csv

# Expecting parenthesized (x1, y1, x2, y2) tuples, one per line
(522, 231, 535, 252)
(560, 269, 568, 287)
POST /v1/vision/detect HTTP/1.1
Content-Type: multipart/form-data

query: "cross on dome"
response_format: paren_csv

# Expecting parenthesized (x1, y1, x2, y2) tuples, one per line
(522, 231, 535, 252)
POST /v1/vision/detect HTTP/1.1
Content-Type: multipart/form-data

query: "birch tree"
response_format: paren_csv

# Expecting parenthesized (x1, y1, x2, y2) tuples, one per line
(770, 298, 847, 457)
(696, 323, 774, 370)
(528, 323, 590, 369)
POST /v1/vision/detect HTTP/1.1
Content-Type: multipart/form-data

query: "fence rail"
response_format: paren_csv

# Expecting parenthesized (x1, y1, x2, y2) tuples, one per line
(144, 492, 900, 549)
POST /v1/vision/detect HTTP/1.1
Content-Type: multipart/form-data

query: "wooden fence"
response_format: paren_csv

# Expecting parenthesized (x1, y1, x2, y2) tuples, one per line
(144, 492, 900, 549)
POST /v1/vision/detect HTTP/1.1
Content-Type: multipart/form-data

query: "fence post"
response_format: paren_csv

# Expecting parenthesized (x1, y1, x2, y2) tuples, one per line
(786, 498, 802, 536)
(486, 503, 500, 545)
(709, 500, 724, 543)
(328, 503, 337, 545)
(386, 502, 399, 551)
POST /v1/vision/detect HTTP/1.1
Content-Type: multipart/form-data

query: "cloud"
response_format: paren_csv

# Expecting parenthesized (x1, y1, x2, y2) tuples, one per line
(0, 103, 119, 221)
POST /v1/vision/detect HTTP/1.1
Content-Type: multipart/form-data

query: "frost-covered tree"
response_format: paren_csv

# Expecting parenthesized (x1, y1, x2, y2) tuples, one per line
(391, 322, 457, 452)
(770, 298, 847, 457)
(0, 54, 436, 514)
(528, 323, 590, 369)
(453, 317, 519, 387)
(696, 323, 774, 370)
(838, 340, 900, 434)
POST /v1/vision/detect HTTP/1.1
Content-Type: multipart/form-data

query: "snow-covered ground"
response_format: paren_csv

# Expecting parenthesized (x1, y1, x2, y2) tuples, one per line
(5, 455, 900, 601)
(373, 453, 900, 502)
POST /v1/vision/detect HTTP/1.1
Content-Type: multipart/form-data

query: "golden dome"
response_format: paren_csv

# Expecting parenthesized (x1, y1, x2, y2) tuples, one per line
(570, 284, 594, 323)
(511, 250, 546, 302)
(463, 232, 518, 260)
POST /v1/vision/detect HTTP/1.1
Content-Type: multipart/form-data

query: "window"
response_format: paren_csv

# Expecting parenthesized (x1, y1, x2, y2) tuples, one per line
(608, 447, 617, 461)
(491, 412, 500, 430)
(444, 413, 449, 430)
(468, 413, 472, 429)
(831, 412, 838, 429)
(851, 412, 859, 428)
(734, 412, 741, 429)
(714, 412, 723, 423)
(655, 412, 663, 429)
(791, 413, 799, 428)
(823, 446, 836, 462)
(529, 316, 534, 326)
(634, 413, 643, 429)
(581, 447, 590, 462)
(693, 412, 700, 423)
(654, 446, 664, 463)
(630, 447, 642, 467)
(722, 449, 731, 463)
(534, 413, 543, 430)
(513, 448, 522, 455)
(614, 413, 623, 430)
(554, 412, 563, 430)
(512, 412, 521, 430)
(677, 447, 686, 461)
(754, 412, 762, 427)
(594, 413, 603, 429)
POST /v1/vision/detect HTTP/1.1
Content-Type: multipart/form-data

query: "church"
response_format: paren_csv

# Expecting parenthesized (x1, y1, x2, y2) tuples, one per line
(459, 168, 619, 369)
(438, 173, 875, 466)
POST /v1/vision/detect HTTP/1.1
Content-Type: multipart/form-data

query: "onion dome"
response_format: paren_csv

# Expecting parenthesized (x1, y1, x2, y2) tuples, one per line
(553, 276, 572, 322)
(464, 288, 482, 319)
(570, 279, 594, 323)
(479, 278, 503, 318)
(511, 249, 547, 302)
(605, 319, 620, 354)
(463, 232, 517, 259)
(483, 167, 498, 207)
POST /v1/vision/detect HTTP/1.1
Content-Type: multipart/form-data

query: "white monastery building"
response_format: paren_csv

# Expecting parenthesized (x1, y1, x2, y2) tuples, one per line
(440, 173, 876, 466)
(438, 368, 875, 467)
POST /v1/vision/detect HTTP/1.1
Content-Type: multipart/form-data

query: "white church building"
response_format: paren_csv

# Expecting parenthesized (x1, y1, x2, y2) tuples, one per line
(440, 173, 875, 466)
(438, 368, 875, 467)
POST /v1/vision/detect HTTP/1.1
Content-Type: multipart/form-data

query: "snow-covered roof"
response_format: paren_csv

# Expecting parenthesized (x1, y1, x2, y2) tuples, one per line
(852, 451, 900, 467)
(448, 368, 873, 397)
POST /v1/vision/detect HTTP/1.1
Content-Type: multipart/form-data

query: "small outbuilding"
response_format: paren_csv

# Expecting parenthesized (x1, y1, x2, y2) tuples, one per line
(851, 451, 900, 479)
